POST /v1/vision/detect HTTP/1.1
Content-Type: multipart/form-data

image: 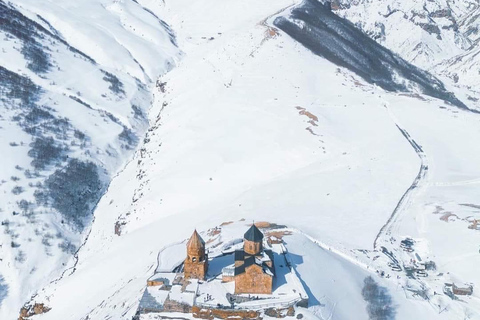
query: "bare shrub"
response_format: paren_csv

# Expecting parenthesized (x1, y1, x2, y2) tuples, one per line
(362, 276, 396, 320)
(102, 70, 126, 96)
(58, 240, 76, 254)
(12, 186, 24, 195)
(36, 159, 103, 230)
(28, 136, 66, 170)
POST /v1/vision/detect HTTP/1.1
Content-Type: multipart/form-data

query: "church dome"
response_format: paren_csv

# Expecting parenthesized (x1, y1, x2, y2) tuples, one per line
(187, 230, 205, 252)
(244, 224, 264, 242)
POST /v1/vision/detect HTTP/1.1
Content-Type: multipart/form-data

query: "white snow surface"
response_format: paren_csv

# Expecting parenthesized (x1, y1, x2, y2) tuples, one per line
(0, 0, 179, 317)
(1, 0, 480, 319)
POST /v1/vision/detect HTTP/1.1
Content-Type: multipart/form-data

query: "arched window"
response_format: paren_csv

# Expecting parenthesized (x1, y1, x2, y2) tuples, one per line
(192, 257, 197, 262)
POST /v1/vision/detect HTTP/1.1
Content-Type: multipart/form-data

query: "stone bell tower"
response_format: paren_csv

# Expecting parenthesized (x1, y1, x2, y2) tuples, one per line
(243, 224, 263, 255)
(184, 230, 208, 280)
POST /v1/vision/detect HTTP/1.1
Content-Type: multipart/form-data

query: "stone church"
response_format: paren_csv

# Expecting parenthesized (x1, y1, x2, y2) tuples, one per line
(184, 225, 274, 295)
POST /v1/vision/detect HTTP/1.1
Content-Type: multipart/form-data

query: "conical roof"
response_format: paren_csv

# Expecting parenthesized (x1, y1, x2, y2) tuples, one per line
(187, 230, 205, 249)
(244, 224, 263, 242)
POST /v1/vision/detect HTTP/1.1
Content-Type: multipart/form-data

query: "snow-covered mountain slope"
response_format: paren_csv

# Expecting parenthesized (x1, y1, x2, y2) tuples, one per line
(273, 0, 467, 110)
(14, 0, 480, 319)
(0, 0, 179, 317)
(434, 44, 480, 92)
(331, 0, 476, 67)
(330, 0, 480, 110)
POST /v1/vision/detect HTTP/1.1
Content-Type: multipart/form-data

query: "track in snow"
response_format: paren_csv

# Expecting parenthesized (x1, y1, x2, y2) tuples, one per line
(373, 105, 429, 250)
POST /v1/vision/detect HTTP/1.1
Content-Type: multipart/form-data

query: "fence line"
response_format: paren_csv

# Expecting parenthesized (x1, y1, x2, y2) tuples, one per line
(195, 296, 302, 311)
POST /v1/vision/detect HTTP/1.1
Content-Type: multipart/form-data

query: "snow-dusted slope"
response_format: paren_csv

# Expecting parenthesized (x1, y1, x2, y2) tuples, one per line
(273, 0, 467, 109)
(14, 0, 480, 319)
(331, 0, 480, 110)
(332, 0, 474, 66)
(0, 0, 179, 317)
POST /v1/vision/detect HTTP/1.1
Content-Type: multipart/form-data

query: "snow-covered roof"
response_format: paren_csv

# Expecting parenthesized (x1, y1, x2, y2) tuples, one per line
(148, 272, 177, 285)
(169, 286, 196, 306)
(145, 287, 170, 306)
(185, 279, 199, 293)
(234, 254, 274, 277)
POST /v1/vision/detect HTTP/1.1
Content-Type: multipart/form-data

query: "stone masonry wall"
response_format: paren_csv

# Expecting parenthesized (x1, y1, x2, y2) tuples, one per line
(163, 298, 192, 313)
(192, 306, 260, 320)
(235, 265, 272, 294)
(184, 259, 207, 280)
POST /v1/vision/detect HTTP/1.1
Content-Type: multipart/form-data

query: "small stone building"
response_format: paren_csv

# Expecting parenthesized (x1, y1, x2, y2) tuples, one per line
(452, 283, 473, 296)
(223, 224, 275, 294)
(184, 230, 208, 280)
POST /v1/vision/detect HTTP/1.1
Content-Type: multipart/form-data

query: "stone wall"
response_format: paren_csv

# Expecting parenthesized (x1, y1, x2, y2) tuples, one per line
(244, 240, 262, 255)
(184, 258, 207, 280)
(265, 306, 295, 318)
(452, 284, 473, 295)
(222, 275, 235, 283)
(147, 280, 164, 287)
(192, 306, 260, 320)
(163, 298, 192, 313)
(235, 265, 272, 294)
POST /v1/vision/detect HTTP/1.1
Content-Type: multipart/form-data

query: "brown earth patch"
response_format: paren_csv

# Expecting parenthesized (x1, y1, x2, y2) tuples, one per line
(254, 221, 272, 228)
(440, 212, 458, 222)
(19, 303, 51, 319)
(266, 230, 292, 240)
(296, 106, 319, 123)
(207, 227, 221, 237)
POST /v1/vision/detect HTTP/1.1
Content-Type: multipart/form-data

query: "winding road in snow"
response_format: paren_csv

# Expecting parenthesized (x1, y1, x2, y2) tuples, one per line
(373, 104, 429, 250)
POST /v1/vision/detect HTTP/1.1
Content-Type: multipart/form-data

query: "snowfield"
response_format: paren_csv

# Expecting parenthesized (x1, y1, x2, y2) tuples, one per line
(1, 0, 480, 319)
(0, 0, 179, 317)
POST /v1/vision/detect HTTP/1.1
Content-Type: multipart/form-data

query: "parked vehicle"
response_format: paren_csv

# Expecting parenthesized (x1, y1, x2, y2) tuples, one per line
(416, 270, 428, 277)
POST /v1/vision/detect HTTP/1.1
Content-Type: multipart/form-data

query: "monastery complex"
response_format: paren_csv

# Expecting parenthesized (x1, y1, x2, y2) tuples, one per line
(137, 223, 308, 319)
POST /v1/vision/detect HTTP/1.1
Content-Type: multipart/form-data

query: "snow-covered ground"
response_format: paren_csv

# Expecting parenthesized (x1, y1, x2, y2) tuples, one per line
(332, 0, 480, 110)
(2, 0, 480, 319)
(0, 0, 179, 317)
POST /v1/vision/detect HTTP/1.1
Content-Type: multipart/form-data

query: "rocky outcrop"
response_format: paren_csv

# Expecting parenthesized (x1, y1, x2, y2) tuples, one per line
(265, 306, 295, 318)
(19, 303, 51, 320)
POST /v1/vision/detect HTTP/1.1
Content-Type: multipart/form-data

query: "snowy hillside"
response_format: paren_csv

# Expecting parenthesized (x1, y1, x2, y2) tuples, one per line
(331, 0, 480, 110)
(0, 0, 179, 317)
(2, 0, 480, 319)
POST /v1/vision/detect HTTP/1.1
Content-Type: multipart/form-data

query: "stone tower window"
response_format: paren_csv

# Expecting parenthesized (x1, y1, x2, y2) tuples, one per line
(192, 257, 197, 262)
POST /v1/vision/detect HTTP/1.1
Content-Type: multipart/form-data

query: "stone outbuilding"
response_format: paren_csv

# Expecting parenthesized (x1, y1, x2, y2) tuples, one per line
(452, 283, 473, 296)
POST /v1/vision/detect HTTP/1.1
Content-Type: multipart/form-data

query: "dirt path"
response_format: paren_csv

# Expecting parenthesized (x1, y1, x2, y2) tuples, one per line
(248, 0, 297, 57)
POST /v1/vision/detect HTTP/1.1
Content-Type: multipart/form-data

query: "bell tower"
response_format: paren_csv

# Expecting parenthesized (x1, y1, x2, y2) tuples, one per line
(184, 230, 208, 280)
(243, 224, 263, 255)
